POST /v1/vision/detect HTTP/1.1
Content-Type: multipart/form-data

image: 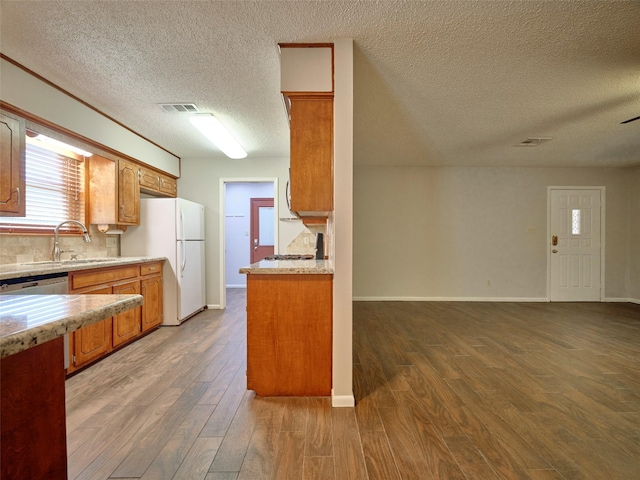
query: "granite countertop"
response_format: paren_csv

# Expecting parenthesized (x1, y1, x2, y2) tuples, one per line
(239, 258, 333, 275)
(0, 256, 166, 281)
(0, 293, 143, 358)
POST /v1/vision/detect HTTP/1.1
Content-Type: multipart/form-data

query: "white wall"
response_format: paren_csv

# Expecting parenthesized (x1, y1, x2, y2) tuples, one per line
(630, 167, 640, 302)
(177, 156, 305, 308)
(332, 39, 355, 407)
(0, 58, 179, 176)
(225, 182, 274, 288)
(353, 166, 633, 301)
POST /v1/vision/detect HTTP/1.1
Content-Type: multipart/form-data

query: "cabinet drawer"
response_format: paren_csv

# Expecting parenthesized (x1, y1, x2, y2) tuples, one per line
(70, 265, 139, 291)
(140, 262, 163, 276)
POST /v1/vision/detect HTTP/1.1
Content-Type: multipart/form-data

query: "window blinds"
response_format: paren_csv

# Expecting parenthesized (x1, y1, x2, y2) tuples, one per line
(0, 142, 86, 233)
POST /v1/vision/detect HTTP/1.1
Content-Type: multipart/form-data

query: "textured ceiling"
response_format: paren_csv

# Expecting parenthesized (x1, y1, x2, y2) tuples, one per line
(1, 0, 639, 168)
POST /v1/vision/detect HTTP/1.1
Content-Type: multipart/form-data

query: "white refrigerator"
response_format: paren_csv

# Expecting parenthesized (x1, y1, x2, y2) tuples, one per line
(121, 198, 206, 325)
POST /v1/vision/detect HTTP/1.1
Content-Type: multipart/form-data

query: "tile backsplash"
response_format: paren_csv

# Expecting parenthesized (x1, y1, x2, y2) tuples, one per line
(286, 225, 326, 256)
(0, 225, 119, 264)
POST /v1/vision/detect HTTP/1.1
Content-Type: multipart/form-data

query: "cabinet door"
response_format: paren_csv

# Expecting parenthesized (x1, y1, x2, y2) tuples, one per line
(138, 165, 160, 192)
(0, 112, 26, 216)
(71, 285, 113, 370)
(117, 158, 140, 225)
(112, 280, 141, 347)
(289, 95, 333, 216)
(141, 275, 163, 332)
(246, 274, 332, 396)
(158, 174, 177, 197)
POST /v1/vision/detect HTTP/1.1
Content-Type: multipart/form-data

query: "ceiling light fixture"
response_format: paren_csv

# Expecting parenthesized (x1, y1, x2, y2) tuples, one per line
(35, 134, 93, 157)
(189, 114, 247, 159)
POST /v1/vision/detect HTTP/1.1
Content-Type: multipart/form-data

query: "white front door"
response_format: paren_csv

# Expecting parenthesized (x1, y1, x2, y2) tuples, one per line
(549, 188, 603, 301)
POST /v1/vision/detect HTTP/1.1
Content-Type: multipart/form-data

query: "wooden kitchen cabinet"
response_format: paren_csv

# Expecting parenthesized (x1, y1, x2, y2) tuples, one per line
(158, 174, 177, 196)
(140, 262, 163, 332)
(67, 261, 163, 373)
(139, 164, 161, 192)
(246, 274, 333, 396)
(0, 111, 26, 216)
(112, 280, 141, 346)
(88, 155, 140, 227)
(139, 164, 177, 198)
(117, 158, 140, 224)
(70, 285, 113, 370)
(287, 93, 333, 222)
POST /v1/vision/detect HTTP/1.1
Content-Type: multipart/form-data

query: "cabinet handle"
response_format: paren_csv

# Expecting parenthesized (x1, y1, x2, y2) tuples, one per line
(15, 187, 20, 206)
(138, 169, 141, 182)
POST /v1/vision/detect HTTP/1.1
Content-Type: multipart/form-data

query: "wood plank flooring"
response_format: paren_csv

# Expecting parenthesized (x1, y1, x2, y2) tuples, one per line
(66, 292, 640, 479)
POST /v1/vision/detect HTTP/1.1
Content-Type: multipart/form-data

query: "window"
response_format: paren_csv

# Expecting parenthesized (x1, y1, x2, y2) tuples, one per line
(0, 135, 87, 234)
(571, 209, 581, 235)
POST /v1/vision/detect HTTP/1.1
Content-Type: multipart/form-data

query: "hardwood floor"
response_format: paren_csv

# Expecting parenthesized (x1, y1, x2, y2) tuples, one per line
(66, 292, 640, 479)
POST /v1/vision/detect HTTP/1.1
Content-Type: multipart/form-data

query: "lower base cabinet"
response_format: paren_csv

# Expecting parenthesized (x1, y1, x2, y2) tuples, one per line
(141, 264, 163, 332)
(67, 261, 162, 374)
(112, 280, 141, 347)
(72, 285, 113, 367)
(246, 273, 332, 396)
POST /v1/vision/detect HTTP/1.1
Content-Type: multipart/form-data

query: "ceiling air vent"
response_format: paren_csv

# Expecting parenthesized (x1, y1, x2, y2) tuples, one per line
(157, 103, 200, 114)
(515, 137, 552, 147)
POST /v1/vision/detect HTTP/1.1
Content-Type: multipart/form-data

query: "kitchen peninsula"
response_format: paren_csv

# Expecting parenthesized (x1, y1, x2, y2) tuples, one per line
(0, 292, 143, 479)
(240, 258, 333, 396)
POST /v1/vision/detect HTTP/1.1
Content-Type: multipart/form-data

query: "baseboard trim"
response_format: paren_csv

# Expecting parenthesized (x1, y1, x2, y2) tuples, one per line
(206, 304, 222, 310)
(352, 296, 549, 302)
(605, 297, 640, 304)
(331, 390, 355, 408)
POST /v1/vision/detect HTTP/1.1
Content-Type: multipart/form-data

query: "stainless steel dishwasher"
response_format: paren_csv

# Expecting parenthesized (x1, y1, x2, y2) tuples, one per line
(1, 272, 70, 367)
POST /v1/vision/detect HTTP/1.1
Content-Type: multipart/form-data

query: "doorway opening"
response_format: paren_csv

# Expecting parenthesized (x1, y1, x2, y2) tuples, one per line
(220, 179, 278, 309)
(547, 186, 605, 301)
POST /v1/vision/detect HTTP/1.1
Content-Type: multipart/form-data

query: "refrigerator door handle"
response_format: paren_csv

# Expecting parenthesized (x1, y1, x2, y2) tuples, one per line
(180, 241, 186, 276)
(179, 209, 186, 240)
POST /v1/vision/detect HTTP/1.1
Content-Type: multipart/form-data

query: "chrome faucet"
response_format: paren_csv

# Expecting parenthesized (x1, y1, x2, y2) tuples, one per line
(52, 220, 92, 262)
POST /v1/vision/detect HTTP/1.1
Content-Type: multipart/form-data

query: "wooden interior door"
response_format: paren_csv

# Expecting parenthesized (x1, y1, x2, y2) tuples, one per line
(250, 198, 275, 263)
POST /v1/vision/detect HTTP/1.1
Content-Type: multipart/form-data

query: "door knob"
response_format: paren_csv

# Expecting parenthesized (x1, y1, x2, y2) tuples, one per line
(552, 249, 558, 253)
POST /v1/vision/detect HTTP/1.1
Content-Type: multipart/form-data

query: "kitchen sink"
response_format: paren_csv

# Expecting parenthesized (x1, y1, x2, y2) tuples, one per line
(22, 258, 115, 266)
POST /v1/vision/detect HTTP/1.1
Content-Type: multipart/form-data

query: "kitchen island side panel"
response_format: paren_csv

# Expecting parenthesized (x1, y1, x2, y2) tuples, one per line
(1, 337, 67, 479)
(246, 274, 332, 396)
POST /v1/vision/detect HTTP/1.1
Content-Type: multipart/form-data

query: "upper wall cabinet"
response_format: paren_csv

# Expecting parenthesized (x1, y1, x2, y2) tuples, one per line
(88, 155, 140, 228)
(0, 111, 26, 216)
(118, 158, 140, 224)
(288, 94, 334, 219)
(139, 164, 177, 197)
(280, 44, 334, 223)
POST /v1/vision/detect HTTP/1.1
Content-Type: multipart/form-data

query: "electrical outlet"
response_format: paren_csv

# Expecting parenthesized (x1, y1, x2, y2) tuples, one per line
(304, 237, 310, 245)
(487, 280, 491, 286)
(106, 237, 117, 247)
(526, 227, 536, 234)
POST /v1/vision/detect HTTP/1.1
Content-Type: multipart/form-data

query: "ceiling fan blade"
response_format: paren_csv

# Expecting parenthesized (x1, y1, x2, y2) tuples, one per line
(621, 115, 640, 124)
